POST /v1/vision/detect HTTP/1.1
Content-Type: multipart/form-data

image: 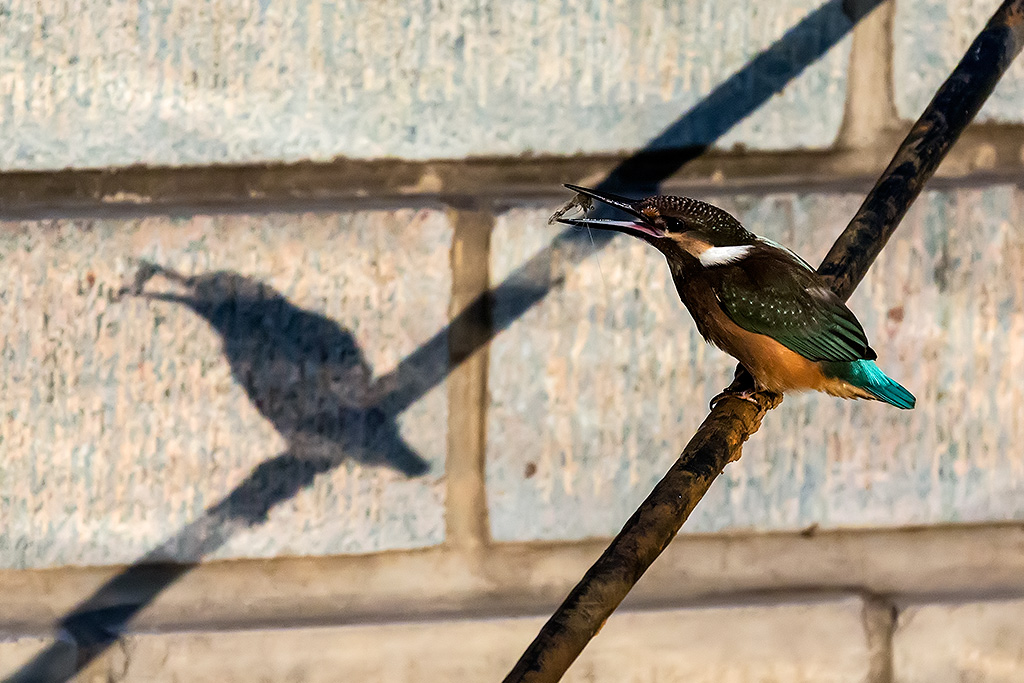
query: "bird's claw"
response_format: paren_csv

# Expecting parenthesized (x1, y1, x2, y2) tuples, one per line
(709, 388, 764, 410)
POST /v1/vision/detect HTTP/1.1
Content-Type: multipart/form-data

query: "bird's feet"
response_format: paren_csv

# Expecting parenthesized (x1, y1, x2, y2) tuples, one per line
(709, 366, 782, 410)
(709, 388, 762, 409)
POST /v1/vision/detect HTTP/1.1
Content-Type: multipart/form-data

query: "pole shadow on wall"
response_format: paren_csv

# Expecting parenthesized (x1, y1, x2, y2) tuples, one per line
(8, 263, 436, 679)
(6, 0, 882, 679)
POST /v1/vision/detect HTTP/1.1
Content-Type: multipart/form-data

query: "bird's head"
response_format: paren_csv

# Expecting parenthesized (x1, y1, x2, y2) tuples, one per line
(118, 261, 289, 323)
(553, 184, 757, 265)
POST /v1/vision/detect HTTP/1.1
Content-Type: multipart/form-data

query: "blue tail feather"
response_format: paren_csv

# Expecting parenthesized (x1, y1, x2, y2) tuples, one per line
(824, 360, 916, 410)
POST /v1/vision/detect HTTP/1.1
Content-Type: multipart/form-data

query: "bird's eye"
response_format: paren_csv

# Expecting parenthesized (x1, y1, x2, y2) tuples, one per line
(662, 217, 687, 233)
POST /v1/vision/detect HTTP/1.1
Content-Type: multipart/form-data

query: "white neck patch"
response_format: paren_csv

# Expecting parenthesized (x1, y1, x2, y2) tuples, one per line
(698, 244, 754, 267)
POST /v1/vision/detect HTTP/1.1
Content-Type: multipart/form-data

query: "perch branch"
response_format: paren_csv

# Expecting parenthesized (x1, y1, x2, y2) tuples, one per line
(502, 2, 1024, 681)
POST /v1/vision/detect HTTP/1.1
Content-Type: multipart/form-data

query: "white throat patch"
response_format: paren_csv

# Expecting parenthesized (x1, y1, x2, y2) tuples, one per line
(698, 245, 754, 267)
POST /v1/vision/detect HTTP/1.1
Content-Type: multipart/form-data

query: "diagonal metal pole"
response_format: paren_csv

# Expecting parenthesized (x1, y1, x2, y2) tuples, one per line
(502, 1, 1024, 681)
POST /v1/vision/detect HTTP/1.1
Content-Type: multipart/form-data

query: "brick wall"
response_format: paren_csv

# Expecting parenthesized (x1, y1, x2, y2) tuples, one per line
(2, 0, 1024, 680)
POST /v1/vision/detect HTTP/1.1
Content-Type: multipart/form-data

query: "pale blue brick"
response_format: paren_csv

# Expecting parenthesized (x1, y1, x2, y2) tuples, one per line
(0, 0, 851, 170)
(0, 209, 451, 568)
(487, 186, 1024, 541)
(894, 0, 1024, 121)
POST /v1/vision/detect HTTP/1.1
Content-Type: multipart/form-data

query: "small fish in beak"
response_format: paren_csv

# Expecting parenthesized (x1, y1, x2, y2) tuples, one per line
(547, 191, 593, 225)
(550, 183, 666, 241)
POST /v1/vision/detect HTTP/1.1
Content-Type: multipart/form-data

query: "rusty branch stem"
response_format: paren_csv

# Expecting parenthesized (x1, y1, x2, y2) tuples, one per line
(502, 2, 1024, 681)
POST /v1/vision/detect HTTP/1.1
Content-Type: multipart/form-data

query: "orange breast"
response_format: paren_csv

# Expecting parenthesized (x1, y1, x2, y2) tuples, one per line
(700, 307, 878, 399)
(703, 309, 825, 393)
(672, 272, 873, 398)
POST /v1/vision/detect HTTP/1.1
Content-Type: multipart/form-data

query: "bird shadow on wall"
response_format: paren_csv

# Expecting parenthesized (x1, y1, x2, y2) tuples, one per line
(6, 0, 885, 680)
(127, 261, 431, 480)
(6, 262, 435, 681)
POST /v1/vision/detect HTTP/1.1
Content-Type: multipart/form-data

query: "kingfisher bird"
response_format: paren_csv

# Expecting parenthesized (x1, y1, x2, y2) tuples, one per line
(553, 184, 915, 410)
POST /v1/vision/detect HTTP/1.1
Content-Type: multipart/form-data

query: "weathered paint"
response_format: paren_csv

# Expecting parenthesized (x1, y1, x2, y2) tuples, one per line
(0, 209, 451, 567)
(0, 0, 851, 170)
(894, 0, 1024, 122)
(487, 187, 1024, 541)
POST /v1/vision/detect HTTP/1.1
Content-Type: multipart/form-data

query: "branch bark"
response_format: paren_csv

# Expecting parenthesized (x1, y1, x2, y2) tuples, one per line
(502, 2, 1024, 681)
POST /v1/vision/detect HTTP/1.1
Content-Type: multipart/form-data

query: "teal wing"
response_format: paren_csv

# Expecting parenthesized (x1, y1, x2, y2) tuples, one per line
(711, 248, 876, 363)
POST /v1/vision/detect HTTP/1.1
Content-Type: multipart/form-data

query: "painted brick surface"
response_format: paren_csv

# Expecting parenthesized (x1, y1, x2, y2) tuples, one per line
(0, 599, 871, 682)
(488, 187, 1024, 541)
(894, 0, 1024, 121)
(0, 0, 851, 171)
(0, 209, 450, 568)
(894, 599, 1024, 682)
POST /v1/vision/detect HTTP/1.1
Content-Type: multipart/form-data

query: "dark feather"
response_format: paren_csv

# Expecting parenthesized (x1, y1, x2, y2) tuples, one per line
(708, 245, 876, 363)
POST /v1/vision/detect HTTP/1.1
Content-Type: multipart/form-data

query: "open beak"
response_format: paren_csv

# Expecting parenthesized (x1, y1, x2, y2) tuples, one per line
(553, 184, 665, 240)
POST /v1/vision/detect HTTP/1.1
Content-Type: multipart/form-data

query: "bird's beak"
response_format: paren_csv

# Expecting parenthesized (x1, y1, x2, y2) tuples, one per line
(553, 184, 665, 240)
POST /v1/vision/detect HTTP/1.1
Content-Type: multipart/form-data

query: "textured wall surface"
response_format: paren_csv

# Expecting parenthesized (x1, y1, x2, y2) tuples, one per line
(894, 599, 1024, 682)
(0, 210, 451, 568)
(893, 0, 1024, 120)
(0, 599, 873, 682)
(4, 0, 1024, 679)
(488, 187, 1024, 541)
(0, 0, 851, 170)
